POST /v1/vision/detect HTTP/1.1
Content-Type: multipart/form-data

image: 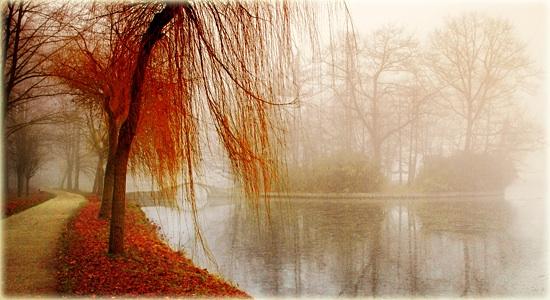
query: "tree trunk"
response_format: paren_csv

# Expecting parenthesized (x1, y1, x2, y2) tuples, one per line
(66, 160, 73, 190)
(92, 164, 98, 193)
(397, 106, 406, 185)
(370, 74, 381, 172)
(108, 140, 131, 254)
(464, 118, 473, 152)
(74, 125, 81, 191)
(99, 120, 118, 219)
(59, 168, 67, 189)
(407, 122, 416, 185)
(99, 152, 116, 219)
(411, 126, 419, 181)
(25, 176, 30, 196)
(108, 4, 179, 255)
(100, 167, 116, 215)
(93, 154, 105, 195)
(372, 138, 382, 175)
(16, 170, 24, 197)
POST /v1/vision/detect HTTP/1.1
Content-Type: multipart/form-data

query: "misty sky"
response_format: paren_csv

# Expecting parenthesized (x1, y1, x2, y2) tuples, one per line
(345, 0, 547, 121)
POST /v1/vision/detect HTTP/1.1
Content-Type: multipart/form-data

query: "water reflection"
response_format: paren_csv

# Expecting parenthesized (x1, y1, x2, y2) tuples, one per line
(142, 197, 545, 297)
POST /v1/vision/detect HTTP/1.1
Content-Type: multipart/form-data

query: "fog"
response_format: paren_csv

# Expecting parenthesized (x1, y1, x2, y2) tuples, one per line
(3, 0, 547, 297)
(9, 0, 545, 196)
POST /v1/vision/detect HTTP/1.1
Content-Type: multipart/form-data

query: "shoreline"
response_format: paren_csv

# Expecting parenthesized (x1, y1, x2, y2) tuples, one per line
(128, 190, 506, 207)
(57, 194, 248, 297)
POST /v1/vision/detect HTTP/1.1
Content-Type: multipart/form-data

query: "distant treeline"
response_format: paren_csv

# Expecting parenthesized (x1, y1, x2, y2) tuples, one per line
(284, 152, 516, 193)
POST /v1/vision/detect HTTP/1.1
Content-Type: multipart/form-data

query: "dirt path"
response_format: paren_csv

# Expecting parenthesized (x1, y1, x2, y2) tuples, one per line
(3, 190, 86, 296)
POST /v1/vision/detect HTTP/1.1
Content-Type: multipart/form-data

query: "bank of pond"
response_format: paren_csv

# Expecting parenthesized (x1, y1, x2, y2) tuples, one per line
(56, 195, 248, 297)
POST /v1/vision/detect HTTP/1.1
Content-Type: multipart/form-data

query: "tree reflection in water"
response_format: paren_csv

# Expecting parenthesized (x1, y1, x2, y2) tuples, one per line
(144, 196, 543, 297)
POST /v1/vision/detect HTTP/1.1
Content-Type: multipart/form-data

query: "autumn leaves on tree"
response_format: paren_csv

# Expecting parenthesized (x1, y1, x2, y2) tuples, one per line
(49, 2, 316, 254)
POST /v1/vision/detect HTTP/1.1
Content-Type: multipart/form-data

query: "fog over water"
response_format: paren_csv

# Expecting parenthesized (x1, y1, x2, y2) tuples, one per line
(141, 147, 546, 296)
(142, 163, 546, 297)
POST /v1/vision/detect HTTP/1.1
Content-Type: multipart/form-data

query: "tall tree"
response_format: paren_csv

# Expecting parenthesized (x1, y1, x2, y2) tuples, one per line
(84, 108, 108, 195)
(351, 26, 418, 172)
(49, 3, 145, 218)
(3, 1, 73, 136)
(109, 1, 315, 254)
(7, 120, 45, 196)
(49, 1, 317, 254)
(428, 13, 533, 152)
(48, 0, 320, 254)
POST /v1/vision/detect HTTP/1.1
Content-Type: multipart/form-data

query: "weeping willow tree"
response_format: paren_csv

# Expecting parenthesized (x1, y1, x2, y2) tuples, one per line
(99, 1, 323, 254)
(48, 4, 152, 220)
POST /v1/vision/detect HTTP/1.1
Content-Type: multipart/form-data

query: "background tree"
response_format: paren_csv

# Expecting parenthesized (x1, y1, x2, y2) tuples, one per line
(399, 62, 440, 184)
(84, 108, 108, 195)
(2, 1, 74, 136)
(3, 1, 77, 197)
(6, 109, 46, 196)
(279, 48, 325, 176)
(351, 26, 418, 174)
(50, 104, 83, 191)
(325, 30, 358, 154)
(428, 13, 533, 152)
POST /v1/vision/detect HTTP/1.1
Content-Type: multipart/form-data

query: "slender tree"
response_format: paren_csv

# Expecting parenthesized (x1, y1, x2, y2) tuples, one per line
(428, 13, 533, 152)
(2, 1, 74, 136)
(8, 122, 45, 196)
(107, 0, 319, 254)
(83, 108, 108, 195)
(349, 26, 418, 173)
(49, 3, 146, 218)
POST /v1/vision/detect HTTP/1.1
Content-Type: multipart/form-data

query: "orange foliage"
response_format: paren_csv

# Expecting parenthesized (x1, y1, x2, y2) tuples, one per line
(49, 5, 191, 201)
(130, 62, 193, 195)
(57, 195, 248, 297)
(52, 2, 320, 254)
(51, 2, 319, 208)
(49, 24, 135, 125)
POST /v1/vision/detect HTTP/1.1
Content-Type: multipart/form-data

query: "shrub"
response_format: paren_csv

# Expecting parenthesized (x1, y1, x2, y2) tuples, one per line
(285, 152, 385, 193)
(415, 152, 516, 192)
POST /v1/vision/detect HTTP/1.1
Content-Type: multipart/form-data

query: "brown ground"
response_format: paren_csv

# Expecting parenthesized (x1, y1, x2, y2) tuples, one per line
(2, 190, 86, 296)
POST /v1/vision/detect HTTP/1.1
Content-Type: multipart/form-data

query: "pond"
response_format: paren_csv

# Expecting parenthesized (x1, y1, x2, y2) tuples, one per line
(141, 193, 546, 297)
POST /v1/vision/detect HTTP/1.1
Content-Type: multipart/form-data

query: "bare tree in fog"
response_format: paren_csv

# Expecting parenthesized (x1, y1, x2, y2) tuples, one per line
(351, 26, 418, 173)
(84, 108, 108, 195)
(52, 105, 83, 191)
(400, 63, 440, 184)
(428, 13, 534, 152)
(326, 30, 358, 154)
(7, 106, 46, 196)
(10, 130, 45, 196)
(2, 1, 74, 136)
(281, 49, 323, 170)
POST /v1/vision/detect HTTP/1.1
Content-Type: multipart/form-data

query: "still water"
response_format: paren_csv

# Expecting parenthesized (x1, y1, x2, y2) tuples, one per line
(142, 193, 546, 297)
